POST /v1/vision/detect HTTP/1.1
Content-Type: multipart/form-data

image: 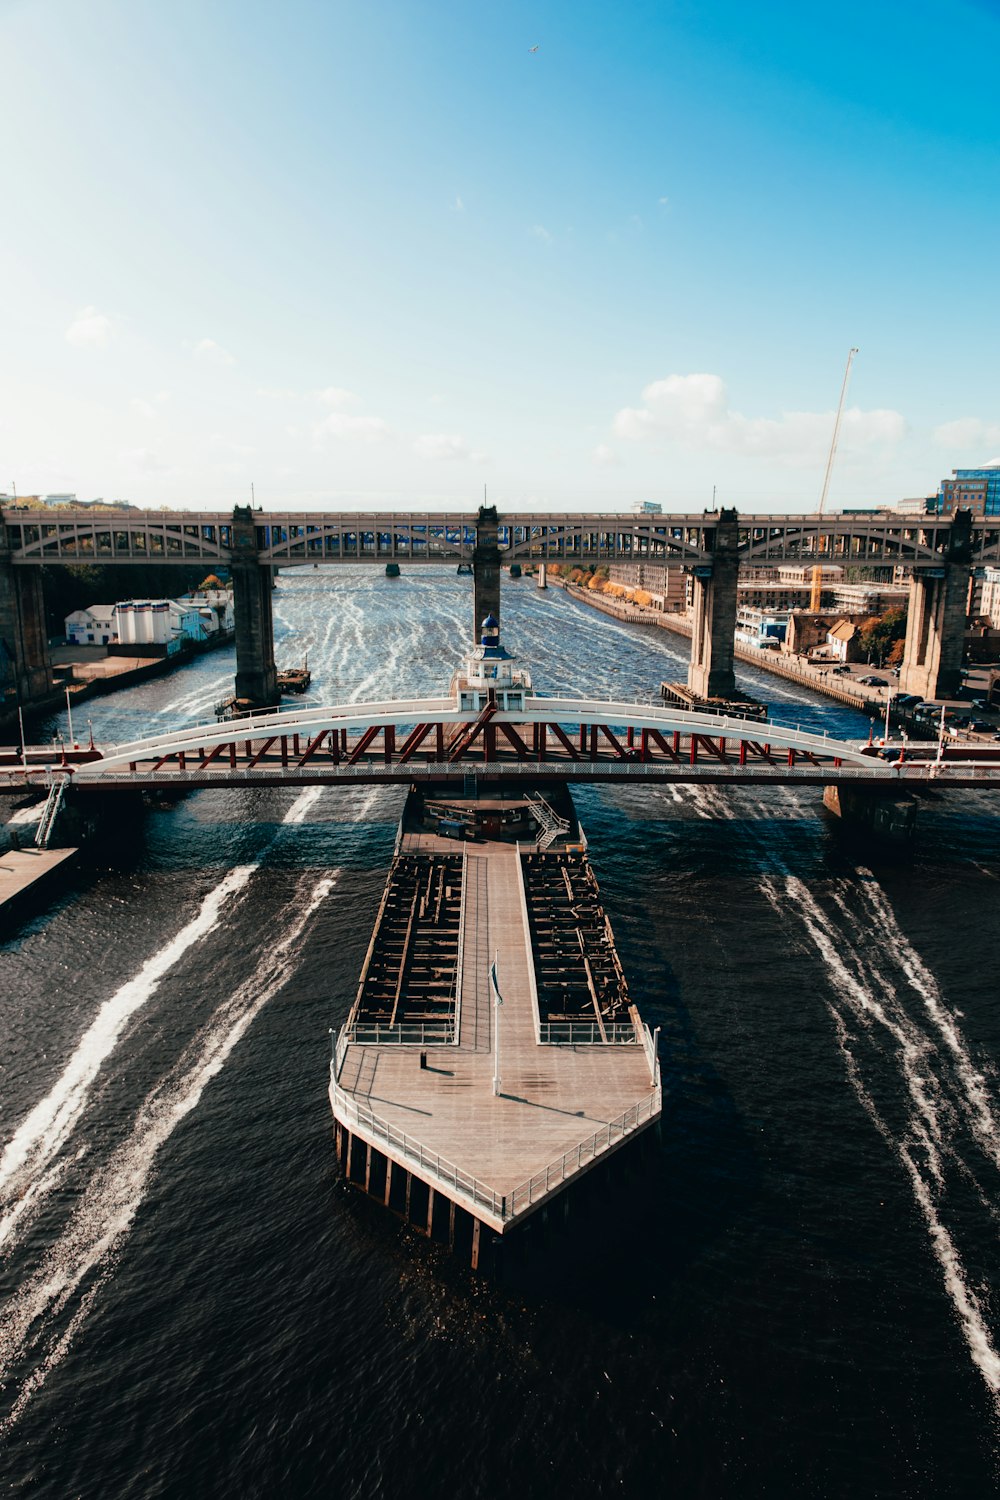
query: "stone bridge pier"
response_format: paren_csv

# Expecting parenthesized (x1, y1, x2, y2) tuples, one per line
(472, 505, 501, 641)
(899, 510, 973, 702)
(687, 507, 739, 700)
(230, 506, 278, 708)
(0, 527, 53, 713)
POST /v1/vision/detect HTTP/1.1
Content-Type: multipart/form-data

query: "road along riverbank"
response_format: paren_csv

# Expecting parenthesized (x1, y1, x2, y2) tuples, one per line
(546, 578, 881, 713)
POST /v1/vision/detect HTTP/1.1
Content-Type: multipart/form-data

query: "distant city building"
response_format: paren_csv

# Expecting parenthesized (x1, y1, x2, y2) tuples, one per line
(735, 605, 789, 648)
(894, 496, 936, 516)
(980, 566, 1000, 628)
(827, 582, 909, 615)
(826, 620, 862, 663)
(934, 465, 1000, 517)
(606, 562, 686, 611)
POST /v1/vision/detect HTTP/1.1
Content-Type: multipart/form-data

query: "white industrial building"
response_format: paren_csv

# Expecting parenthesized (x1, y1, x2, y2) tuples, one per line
(65, 605, 119, 645)
(65, 591, 234, 653)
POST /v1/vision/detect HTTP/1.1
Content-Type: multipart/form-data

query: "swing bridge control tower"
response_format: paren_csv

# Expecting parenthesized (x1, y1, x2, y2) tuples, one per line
(329, 616, 661, 1268)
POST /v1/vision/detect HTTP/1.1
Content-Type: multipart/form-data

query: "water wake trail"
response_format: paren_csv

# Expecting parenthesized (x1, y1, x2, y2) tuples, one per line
(0, 866, 257, 1229)
(0, 870, 338, 1431)
(756, 861, 1000, 1412)
(851, 874, 1000, 1167)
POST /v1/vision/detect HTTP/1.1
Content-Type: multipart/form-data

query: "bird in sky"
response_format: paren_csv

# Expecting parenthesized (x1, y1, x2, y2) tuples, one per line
(529, 44, 539, 53)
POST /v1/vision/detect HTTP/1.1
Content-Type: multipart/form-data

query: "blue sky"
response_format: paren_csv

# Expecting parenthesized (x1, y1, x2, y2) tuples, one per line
(2, 0, 998, 512)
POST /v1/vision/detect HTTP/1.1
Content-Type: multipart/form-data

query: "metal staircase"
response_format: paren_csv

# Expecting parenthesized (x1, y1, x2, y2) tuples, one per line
(35, 776, 69, 849)
(525, 792, 571, 851)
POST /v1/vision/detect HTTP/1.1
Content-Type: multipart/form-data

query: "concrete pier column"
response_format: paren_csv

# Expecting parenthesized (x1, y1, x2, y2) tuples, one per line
(687, 508, 739, 700)
(0, 532, 54, 708)
(472, 505, 501, 641)
(536, 563, 547, 589)
(899, 510, 973, 701)
(230, 506, 278, 708)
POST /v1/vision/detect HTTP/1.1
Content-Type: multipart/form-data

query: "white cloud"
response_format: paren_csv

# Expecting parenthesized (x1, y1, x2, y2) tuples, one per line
(592, 443, 619, 466)
(315, 411, 391, 444)
(66, 306, 113, 347)
(130, 398, 156, 419)
(413, 433, 476, 461)
(613, 372, 906, 464)
(194, 338, 236, 367)
(118, 447, 164, 472)
(316, 386, 358, 409)
(209, 433, 255, 456)
(529, 224, 552, 244)
(658, 196, 670, 207)
(453, 194, 465, 212)
(932, 417, 1000, 451)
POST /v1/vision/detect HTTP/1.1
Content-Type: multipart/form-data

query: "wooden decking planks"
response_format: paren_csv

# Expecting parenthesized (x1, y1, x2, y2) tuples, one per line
(0, 846, 78, 919)
(336, 834, 655, 1201)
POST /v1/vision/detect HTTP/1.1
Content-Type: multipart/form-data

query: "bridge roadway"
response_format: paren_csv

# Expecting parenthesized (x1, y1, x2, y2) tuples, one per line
(5, 696, 1000, 792)
(5, 503, 1000, 567)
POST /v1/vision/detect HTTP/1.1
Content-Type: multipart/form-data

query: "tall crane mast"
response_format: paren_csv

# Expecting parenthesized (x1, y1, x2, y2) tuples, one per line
(812, 347, 860, 611)
(818, 346, 859, 518)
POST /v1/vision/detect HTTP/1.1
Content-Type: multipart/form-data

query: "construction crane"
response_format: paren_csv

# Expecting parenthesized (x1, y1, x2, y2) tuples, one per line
(818, 346, 859, 518)
(813, 346, 860, 609)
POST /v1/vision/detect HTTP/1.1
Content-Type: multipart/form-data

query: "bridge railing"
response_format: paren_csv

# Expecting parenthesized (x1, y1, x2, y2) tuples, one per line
(79, 693, 884, 773)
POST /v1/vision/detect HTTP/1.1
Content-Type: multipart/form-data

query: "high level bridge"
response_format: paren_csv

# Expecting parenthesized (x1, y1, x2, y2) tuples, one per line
(2, 502, 988, 716)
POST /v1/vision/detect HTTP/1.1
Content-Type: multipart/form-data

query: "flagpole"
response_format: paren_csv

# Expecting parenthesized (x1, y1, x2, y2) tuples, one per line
(492, 949, 501, 1096)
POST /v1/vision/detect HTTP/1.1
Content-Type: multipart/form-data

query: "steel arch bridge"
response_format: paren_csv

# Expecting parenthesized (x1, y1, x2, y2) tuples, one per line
(6, 506, 1000, 570)
(5, 695, 999, 794)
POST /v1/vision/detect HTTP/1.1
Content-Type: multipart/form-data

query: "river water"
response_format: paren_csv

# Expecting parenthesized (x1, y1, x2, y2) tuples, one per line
(2, 567, 999, 1498)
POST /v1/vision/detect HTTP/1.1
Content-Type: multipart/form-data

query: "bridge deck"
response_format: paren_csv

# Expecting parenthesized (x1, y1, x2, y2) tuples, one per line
(332, 793, 658, 1230)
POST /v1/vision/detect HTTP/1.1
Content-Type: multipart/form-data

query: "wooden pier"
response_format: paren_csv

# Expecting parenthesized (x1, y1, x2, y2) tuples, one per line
(330, 784, 661, 1268)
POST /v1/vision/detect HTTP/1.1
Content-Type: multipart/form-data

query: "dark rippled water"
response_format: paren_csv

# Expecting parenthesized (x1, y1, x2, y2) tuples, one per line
(2, 569, 1000, 1498)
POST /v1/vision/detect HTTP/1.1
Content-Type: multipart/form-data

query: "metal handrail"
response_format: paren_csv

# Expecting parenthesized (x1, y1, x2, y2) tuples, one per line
(506, 1089, 661, 1215)
(330, 1072, 505, 1218)
(452, 845, 468, 1046)
(344, 1021, 455, 1046)
(330, 1061, 662, 1224)
(537, 1020, 641, 1046)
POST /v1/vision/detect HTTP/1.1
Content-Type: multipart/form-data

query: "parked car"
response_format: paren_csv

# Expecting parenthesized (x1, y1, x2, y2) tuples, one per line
(968, 720, 992, 733)
(895, 693, 922, 708)
(831, 664, 852, 675)
(859, 675, 889, 687)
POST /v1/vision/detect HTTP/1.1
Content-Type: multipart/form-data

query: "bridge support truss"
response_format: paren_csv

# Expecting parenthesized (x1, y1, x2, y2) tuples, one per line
(687, 508, 739, 700)
(0, 530, 53, 714)
(231, 506, 278, 708)
(898, 510, 972, 702)
(472, 505, 501, 640)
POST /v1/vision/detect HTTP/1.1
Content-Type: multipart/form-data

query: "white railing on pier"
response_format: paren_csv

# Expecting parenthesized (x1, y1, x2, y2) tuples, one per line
(536, 1020, 641, 1046)
(330, 1070, 508, 1219)
(343, 1021, 456, 1047)
(330, 1059, 662, 1225)
(506, 1089, 661, 1217)
(452, 845, 468, 1046)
